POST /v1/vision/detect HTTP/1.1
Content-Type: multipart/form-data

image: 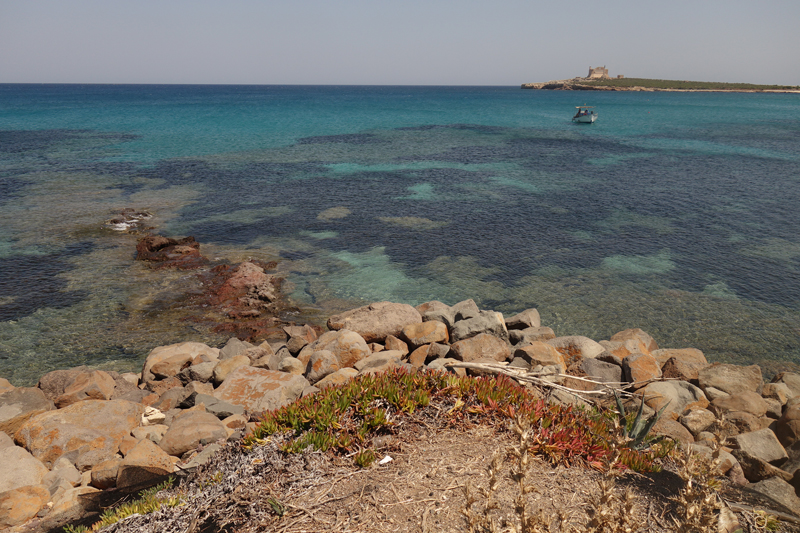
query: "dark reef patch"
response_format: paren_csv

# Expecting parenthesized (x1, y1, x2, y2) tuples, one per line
(0, 242, 94, 321)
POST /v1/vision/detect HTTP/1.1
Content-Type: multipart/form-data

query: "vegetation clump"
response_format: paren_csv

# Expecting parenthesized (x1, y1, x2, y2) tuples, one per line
(244, 368, 670, 472)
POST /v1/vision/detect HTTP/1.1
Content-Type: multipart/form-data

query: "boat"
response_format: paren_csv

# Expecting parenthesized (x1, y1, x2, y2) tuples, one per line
(572, 105, 597, 123)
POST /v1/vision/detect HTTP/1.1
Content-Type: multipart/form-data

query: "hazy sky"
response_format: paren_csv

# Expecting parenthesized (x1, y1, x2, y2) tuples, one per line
(2, 0, 798, 85)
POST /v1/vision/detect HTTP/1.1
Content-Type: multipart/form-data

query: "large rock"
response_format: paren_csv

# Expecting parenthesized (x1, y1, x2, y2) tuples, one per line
(546, 336, 604, 365)
(15, 399, 146, 470)
(0, 378, 13, 394)
(54, 370, 116, 408)
(326, 301, 422, 343)
(509, 326, 556, 345)
(622, 353, 662, 385)
(679, 408, 716, 435)
(609, 328, 659, 353)
(710, 391, 769, 418)
(402, 321, 449, 350)
(772, 373, 800, 398)
(214, 366, 309, 414)
(504, 308, 541, 330)
(0, 484, 50, 528)
(776, 403, 800, 448)
(449, 333, 511, 363)
(306, 350, 341, 384)
(600, 339, 652, 360)
(652, 348, 708, 373)
(579, 358, 623, 387)
(731, 449, 792, 483)
(733, 428, 788, 466)
(450, 311, 508, 343)
(212, 355, 251, 385)
(355, 351, 403, 374)
(697, 363, 763, 396)
(0, 445, 48, 492)
(298, 329, 371, 369)
(640, 380, 708, 419)
(651, 418, 694, 447)
(748, 477, 800, 514)
(314, 368, 359, 390)
(513, 342, 566, 373)
(117, 439, 175, 489)
(159, 410, 227, 457)
(36, 367, 89, 401)
(142, 342, 219, 384)
(0, 387, 54, 436)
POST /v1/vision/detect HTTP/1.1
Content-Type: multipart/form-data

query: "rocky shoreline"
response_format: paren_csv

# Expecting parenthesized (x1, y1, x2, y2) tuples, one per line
(4, 296, 800, 530)
(521, 78, 800, 93)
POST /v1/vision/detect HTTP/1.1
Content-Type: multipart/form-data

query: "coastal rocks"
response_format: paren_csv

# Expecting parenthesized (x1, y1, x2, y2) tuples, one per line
(135, 235, 206, 270)
(402, 321, 449, 350)
(327, 301, 422, 343)
(504, 308, 541, 330)
(513, 343, 566, 373)
(54, 370, 116, 408)
(213, 367, 309, 414)
(732, 428, 788, 465)
(298, 330, 371, 369)
(697, 363, 763, 395)
(0, 387, 54, 436)
(640, 380, 708, 418)
(622, 353, 662, 385)
(450, 311, 508, 343)
(117, 439, 175, 489)
(159, 410, 228, 457)
(15, 399, 146, 470)
(0, 485, 50, 528)
(0, 445, 48, 492)
(449, 333, 510, 363)
(142, 342, 219, 384)
(546, 336, 605, 365)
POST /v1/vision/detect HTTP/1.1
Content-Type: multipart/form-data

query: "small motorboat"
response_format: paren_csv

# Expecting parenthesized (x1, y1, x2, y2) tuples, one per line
(572, 105, 597, 123)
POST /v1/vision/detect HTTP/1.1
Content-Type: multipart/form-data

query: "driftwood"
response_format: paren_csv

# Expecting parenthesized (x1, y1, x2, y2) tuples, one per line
(445, 361, 675, 405)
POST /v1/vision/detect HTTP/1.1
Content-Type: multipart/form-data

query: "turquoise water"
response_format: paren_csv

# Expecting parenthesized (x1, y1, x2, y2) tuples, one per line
(1, 84, 800, 384)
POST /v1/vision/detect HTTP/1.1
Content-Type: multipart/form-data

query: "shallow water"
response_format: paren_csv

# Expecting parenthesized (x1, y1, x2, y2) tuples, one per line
(1, 85, 800, 384)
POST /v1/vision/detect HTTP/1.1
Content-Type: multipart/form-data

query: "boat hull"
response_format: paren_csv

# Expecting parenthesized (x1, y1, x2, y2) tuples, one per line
(572, 114, 597, 123)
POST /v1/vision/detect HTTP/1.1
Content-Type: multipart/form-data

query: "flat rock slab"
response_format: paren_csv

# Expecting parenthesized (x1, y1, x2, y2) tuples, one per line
(733, 428, 788, 465)
(0, 387, 54, 436)
(0, 445, 48, 493)
(697, 363, 763, 396)
(16, 399, 145, 470)
(327, 301, 422, 343)
(450, 333, 510, 363)
(214, 366, 309, 414)
(159, 410, 228, 457)
(117, 439, 174, 489)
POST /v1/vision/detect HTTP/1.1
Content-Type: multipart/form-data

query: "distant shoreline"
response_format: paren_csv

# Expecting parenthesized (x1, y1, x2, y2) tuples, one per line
(522, 77, 800, 94)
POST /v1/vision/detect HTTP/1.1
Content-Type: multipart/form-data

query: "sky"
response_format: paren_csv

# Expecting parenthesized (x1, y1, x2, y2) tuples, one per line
(2, 0, 799, 86)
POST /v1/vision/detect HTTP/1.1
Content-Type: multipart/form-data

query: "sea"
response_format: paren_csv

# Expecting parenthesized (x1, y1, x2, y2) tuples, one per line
(1, 84, 799, 385)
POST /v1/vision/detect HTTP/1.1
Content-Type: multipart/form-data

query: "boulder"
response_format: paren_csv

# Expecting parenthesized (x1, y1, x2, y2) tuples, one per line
(710, 391, 769, 418)
(651, 347, 708, 369)
(284, 325, 318, 355)
(733, 428, 788, 465)
(306, 350, 341, 384)
(0, 445, 48, 492)
(652, 418, 694, 447)
(0, 432, 12, 450)
(402, 321, 449, 349)
(326, 301, 422, 343)
(0, 484, 50, 528)
(142, 342, 219, 384)
(212, 355, 251, 385)
(315, 368, 359, 390)
(0, 378, 13, 394)
(762, 382, 793, 406)
(508, 327, 556, 345)
(660, 357, 710, 382)
(298, 329, 371, 369)
(180, 361, 217, 383)
(451, 299, 481, 321)
(609, 328, 659, 353)
(384, 335, 409, 355)
(697, 363, 763, 396)
(159, 410, 227, 457)
(132, 424, 169, 445)
(427, 358, 467, 377)
(772, 372, 800, 398)
(146, 376, 184, 396)
(776, 404, 800, 448)
(0, 387, 54, 436)
(622, 353, 662, 385)
(408, 345, 432, 368)
(277, 357, 305, 375)
(117, 439, 175, 489)
(730, 449, 792, 483)
(15, 399, 145, 471)
(355, 351, 403, 374)
(36, 367, 89, 401)
(154, 387, 191, 412)
(579, 358, 623, 387)
(180, 381, 215, 408)
(47, 486, 101, 526)
(194, 394, 244, 419)
(150, 354, 194, 380)
(214, 367, 309, 414)
(450, 311, 508, 343)
(504, 308, 541, 330)
(90, 457, 122, 490)
(420, 302, 455, 329)
(600, 339, 652, 360)
(640, 380, 708, 419)
(679, 408, 716, 435)
(546, 336, 604, 365)
(725, 411, 764, 436)
(513, 342, 566, 373)
(219, 337, 253, 360)
(748, 477, 800, 514)
(449, 333, 511, 363)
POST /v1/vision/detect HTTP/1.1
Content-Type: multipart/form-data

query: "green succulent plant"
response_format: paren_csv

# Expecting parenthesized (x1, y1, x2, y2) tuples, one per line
(613, 390, 668, 450)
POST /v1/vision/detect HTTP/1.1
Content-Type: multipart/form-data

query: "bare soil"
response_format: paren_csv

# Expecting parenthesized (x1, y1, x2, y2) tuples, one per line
(98, 412, 800, 533)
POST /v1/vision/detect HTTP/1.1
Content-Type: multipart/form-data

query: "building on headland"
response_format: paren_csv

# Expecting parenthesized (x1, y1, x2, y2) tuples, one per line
(586, 66, 624, 80)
